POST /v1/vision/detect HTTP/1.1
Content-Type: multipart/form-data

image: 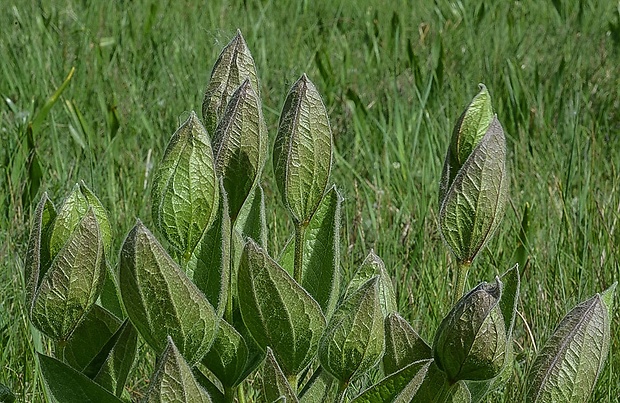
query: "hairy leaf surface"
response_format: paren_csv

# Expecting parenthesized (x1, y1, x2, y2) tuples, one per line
(238, 239, 326, 376)
(273, 74, 332, 225)
(151, 111, 218, 257)
(119, 221, 218, 365)
(202, 29, 259, 134)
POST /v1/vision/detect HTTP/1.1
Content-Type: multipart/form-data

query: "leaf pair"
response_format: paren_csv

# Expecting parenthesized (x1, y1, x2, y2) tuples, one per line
(439, 84, 509, 264)
(26, 183, 110, 341)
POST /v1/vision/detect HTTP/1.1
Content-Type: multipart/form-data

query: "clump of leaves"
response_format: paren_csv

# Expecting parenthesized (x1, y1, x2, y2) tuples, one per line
(24, 30, 614, 403)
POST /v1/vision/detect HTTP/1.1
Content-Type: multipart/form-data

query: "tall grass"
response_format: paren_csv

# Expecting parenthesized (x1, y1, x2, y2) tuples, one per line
(1, 0, 619, 401)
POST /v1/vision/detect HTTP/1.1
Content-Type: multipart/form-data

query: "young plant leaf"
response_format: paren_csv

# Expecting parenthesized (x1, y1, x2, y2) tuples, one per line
(262, 347, 299, 403)
(234, 183, 268, 248)
(279, 186, 342, 316)
(439, 116, 509, 263)
(84, 319, 138, 397)
(144, 337, 212, 403)
(441, 84, 494, 198)
(346, 250, 397, 317)
(202, 29, 259, 134)
(38, 353, 123, 403)
(237, 239, 326, 376)
(119, 220, 218, 365)
(201, 318, 249, 388)
(318, 277, 385, 383)
(48, 182, 112, 260)
(24, 193, 56, 314)
(351, 359, 432, 403)
(31, 207, 107, 341)
(98, 265, 125, 320)
(186, 180, 230, 316)
(212, 79, 267, 221)
(298, 367, 336, 403)
(151, 111, 219, 258)
(433, 278, 507, 382)
(63, 304, 121, 371)
(383, 313, 432, 375)
(273, 74, 332, 226)
(524, 283, 615, 403)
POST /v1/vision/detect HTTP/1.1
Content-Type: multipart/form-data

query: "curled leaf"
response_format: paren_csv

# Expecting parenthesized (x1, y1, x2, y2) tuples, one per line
(202, 29, 259, 134)
(319, 277, 385, 383)
(31, 208, 106, 341)
(439, 116, 509, 263)
(525, 283, 615, 403)
(119, 220, 218, 365)
(347, 250, 397, 318)
(433, 278, 507, 382)
(237, 239, 326, 376)
(273, 74, 332, 225)
(151, 111, 219, 257)
(212, 79, 267, 220)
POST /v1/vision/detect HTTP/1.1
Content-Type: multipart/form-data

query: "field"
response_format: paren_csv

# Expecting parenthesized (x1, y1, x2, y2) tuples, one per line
(1, 0, 619, 401)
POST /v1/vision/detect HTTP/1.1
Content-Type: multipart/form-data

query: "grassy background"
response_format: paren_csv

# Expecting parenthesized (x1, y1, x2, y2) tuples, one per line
(2, 0, 619, 401)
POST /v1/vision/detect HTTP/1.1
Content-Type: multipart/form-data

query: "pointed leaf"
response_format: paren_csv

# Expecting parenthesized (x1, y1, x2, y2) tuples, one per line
(31, 208, 107, 340)
(525, 286, 614, 403)
(86, 319, 138, 397)
(187, 180, 230, 316)
(262, 348, 299, 403)
(279, 186, 342, 316)
(238, 239, 326, 376)
(347, 251, 397, 317)
(31, 67, 75, 136)
(38, 353, 123, 403)
(352, 359, 432, 403)
(49, 182, 112, 260)
(319, 277, 385, 383)
(383, 313, 432, 375)
(202, 29, 259, 134)
(79, 181, 113, 257)
(499, 264, 520, 339)
(212, 79, 267, 221)
(234, 184, 268, 248)
(24, 193, 56, 313)
(144, 337, 212, 403)
(98, 265, 125, 320)
(273, 74, 332, 225)
(119, 221, 218, 365)
(439, 116, 509, 263)
(63, 305, 121, 371)
(202, 318, 249, 388)
(433, 279, 507, 382)
(299, 367, 336, 403)
(151, 111, 219, 257)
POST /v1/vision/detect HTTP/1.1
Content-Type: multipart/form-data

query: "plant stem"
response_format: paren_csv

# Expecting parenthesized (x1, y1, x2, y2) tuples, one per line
(293, 222, 307, 283)
(238, 384, 246, 403)
(287, 374, 298, 394)
(225, 222, 235, 324)
(335, 379, 349, 403)
(223, 385, 236, 403)
(453, 260, 471, 305)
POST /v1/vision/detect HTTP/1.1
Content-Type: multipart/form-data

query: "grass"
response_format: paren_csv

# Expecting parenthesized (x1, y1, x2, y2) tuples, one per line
(1, 0, 619, 401)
